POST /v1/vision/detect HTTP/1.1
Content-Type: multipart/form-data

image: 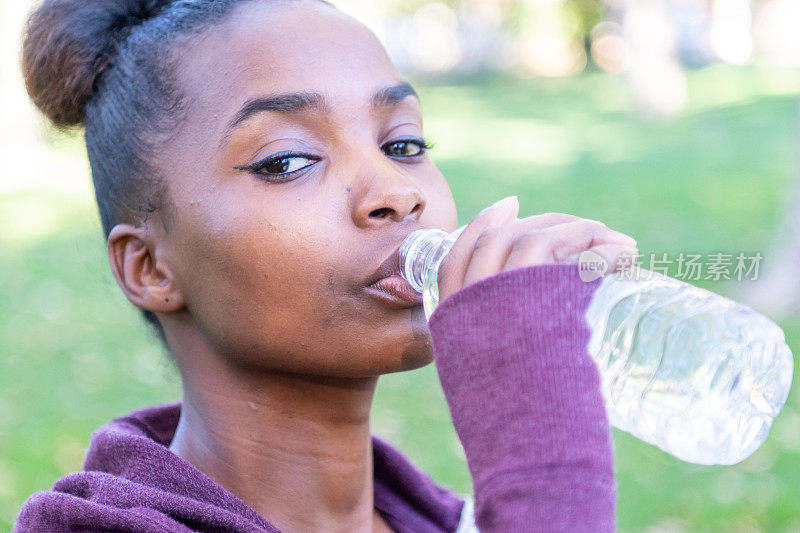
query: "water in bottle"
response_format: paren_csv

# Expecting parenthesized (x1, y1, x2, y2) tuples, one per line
(398, 224, 794, 465)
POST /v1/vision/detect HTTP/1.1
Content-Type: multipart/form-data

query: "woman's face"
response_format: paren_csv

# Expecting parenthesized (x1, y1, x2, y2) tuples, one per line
(155, 1, 457, 377)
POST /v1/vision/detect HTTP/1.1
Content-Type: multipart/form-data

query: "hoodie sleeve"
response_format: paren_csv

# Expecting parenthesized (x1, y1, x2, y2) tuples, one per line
(427, 264, 616, 533)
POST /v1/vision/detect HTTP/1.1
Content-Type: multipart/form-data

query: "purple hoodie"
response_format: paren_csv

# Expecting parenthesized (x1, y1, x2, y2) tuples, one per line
(14, 264, 616, 532)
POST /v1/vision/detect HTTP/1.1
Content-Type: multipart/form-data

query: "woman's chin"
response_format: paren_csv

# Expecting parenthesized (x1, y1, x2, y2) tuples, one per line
(386, 335, 435, 374)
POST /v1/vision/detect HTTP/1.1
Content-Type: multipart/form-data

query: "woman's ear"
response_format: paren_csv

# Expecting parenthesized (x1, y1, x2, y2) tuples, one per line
(107, 223, 185, 314)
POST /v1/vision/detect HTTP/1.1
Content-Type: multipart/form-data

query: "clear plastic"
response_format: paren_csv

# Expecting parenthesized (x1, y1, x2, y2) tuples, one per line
(399, 226, 794, 465)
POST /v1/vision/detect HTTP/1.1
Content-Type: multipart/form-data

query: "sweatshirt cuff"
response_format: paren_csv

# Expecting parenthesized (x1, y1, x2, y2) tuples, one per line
(428, 264, 614, 501)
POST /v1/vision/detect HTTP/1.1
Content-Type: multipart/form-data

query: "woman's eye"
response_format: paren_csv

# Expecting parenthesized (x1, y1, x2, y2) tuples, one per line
(383, 140, 425, 158)
(258, 155, 316, 175)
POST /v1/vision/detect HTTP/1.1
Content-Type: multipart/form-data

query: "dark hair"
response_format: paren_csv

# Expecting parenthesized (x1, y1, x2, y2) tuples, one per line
(21, 0, 332, 346)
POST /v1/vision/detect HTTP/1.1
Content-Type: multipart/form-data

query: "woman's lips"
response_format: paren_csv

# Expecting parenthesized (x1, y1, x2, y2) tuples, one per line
(365, 274, 423, 307)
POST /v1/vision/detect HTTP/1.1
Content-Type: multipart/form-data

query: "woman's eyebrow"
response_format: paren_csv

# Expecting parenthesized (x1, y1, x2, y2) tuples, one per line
(370, 81, 419, 111)
(220, 81, 419, 147)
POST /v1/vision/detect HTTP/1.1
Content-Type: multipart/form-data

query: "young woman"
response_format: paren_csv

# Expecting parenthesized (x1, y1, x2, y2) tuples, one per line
(16, 0, 638, 531)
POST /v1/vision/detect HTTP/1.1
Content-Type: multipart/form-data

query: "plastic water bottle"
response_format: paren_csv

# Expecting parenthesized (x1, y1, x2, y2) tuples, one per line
(399, 225, 794, 465)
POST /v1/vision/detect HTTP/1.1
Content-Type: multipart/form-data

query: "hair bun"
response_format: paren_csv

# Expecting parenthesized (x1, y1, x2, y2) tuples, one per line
(22, 0, 173, 128)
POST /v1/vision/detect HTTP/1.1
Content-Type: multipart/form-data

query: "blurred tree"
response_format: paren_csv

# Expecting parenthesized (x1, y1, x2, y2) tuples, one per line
(569, 0, 605, 34)
(565, 0, 605, 70)
(618, 0, 688, 117)
(386, 0, 458, 16)
(738, 102, 800, 318)
(0, 0, 49, 192)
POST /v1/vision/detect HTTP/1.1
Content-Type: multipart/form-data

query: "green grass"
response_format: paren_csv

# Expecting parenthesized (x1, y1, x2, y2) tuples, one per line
(2, 65, 800, 532)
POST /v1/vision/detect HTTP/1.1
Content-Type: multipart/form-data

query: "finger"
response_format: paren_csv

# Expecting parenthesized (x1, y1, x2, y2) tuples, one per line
(564, 243, 639, 264)
(501, 220, 635, 271)
(591, 244, 640, 274)
(462, 226, 516, 289)
(462, 214, 588, 287)
(514, 212, 581, 229)
(577, 243, 640, 274)
(541, 220, 637, 257)
(438, 196, 520, 302)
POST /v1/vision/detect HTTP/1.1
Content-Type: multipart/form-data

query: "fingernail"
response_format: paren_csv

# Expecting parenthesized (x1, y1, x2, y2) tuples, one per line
(490, 195, 517, 210)
(614, 232, 637, 245)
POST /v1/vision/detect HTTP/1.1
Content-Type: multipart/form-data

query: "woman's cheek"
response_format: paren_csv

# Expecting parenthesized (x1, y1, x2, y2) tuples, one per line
(185, 248, 343, 369)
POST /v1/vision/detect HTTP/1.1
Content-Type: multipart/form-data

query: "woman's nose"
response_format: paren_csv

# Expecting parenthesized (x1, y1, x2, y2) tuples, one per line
(350, 164, 426, 230)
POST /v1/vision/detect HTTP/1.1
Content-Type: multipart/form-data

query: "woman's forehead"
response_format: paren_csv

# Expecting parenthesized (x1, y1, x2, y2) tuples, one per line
(177, 1, 400, 114)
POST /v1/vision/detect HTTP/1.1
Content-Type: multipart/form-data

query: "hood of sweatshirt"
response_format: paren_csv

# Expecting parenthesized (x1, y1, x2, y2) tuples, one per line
(14, 402, 467, 533)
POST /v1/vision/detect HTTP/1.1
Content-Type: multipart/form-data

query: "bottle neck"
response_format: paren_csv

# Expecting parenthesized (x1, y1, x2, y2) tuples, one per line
(399, 225, 467, 292)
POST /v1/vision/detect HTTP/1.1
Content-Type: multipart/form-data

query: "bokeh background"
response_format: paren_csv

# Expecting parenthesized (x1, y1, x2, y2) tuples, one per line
(2, 0, 800, 531)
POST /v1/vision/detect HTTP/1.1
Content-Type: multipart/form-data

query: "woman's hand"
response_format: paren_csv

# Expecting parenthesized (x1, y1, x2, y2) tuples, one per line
(437, 196, 639, 303)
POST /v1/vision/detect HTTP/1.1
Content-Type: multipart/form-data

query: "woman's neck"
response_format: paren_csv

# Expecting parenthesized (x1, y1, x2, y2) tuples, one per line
(165, 324, 385, 531)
